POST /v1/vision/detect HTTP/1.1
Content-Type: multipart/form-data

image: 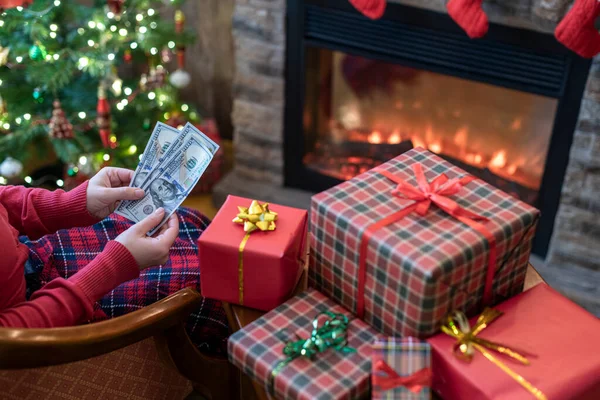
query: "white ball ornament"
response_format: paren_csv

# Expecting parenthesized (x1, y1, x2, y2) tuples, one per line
(0, 157, 23, 178)
(169, 69, 191, 88)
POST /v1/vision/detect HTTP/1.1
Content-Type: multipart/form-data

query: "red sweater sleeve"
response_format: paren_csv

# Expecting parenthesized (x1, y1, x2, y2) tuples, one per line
(0, 182, 99, 239)
(0, 241, 139, 328)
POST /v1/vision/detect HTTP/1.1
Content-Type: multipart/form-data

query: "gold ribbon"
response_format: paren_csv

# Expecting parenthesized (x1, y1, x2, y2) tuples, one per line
(441, 309, 547, 400)
(232, 200, 277, 304)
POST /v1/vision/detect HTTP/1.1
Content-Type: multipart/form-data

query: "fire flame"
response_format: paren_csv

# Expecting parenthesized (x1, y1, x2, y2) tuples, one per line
(388, 130, 401, 144)
(489, 150, 507, 169)
(454, 127, 468, 147)
(368, 131, 382, 144)
(429, 141, 442, 154)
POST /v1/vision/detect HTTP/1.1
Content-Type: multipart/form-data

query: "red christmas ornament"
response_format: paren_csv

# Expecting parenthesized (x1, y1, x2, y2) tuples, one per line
(348, 0, 386, 20)
(555, 0, 600, 59)
(0, 0, 32, 10)
(107, 0, 124, 15)
(446, 0, 488, 39)
(96, 86, 112, 148)
(49, 100, 74, 139)
(123, 49, 132, 63)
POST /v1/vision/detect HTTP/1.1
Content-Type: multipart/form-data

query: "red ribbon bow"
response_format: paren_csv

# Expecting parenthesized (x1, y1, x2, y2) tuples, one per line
(356, 163, 497, 318)
(372, 359, 432, 393)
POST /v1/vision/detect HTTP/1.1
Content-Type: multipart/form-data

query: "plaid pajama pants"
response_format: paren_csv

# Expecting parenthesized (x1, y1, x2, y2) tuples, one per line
(20, 207, 229, 357)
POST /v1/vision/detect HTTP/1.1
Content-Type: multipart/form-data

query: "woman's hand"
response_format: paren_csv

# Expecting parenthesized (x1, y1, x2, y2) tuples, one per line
(86, 167, 145, 219)
(115, 208, 179, 270)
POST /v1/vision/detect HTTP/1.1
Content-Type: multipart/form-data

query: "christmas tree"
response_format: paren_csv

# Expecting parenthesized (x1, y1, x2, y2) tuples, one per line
(0, 0, 200, 188)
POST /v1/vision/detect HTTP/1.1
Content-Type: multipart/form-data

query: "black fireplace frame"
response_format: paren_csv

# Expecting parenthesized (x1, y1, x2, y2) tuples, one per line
(283, 0, 592, 257)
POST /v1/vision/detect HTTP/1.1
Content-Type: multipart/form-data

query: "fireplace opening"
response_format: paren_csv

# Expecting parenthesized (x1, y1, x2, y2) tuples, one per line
(284, 1, 592, 256)
(303, 48, 558, 205)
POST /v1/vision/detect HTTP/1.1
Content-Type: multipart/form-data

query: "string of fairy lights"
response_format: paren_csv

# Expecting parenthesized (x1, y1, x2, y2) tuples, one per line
(0, 1, 195, 187)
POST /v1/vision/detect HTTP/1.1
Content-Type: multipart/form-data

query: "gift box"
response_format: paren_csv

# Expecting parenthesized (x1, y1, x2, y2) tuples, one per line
(428, 283, 600, 400)
(199, 195, 308, 311)
(371, 337, 431, 400)
(309, 147, 539, 337)
(228, 288, 377, 400)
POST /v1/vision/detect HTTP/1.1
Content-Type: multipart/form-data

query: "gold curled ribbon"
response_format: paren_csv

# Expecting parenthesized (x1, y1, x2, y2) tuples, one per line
(441, 309, 547, 400)
(232, 200, 277, 304)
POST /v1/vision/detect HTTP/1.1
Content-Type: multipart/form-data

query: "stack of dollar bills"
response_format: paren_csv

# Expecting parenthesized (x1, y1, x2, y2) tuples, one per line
(115, 122, 219, 235)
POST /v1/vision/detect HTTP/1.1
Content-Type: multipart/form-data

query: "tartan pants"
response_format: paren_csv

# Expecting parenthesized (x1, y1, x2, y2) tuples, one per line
(20, 207, 229, 357)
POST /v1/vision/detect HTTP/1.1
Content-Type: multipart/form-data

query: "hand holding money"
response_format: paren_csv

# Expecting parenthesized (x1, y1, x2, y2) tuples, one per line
(115, 122, 219, 235)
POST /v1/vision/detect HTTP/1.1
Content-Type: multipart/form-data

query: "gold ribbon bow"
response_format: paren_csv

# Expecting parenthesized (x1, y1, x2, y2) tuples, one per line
(232, 200, 277, 304)
(442, 309, 546, 400)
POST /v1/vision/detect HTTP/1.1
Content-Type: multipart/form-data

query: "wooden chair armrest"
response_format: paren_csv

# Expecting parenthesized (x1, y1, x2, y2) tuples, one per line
(0, 287, 202, 369)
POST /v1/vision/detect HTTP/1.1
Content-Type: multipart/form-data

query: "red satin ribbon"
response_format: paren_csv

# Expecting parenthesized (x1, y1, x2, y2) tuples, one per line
(356, 163, 497, 318)
(372, 359, 432, 393)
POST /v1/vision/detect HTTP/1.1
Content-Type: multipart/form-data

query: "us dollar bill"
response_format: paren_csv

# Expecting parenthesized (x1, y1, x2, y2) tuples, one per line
(115, 122, 180, 218)
(124, 134, 217, 235)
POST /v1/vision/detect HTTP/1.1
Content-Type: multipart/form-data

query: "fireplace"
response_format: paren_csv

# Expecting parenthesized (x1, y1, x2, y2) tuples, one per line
(283, 0, 591, 257)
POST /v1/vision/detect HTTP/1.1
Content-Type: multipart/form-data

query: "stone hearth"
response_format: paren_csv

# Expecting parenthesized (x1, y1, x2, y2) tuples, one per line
(214, 0, 600, 314)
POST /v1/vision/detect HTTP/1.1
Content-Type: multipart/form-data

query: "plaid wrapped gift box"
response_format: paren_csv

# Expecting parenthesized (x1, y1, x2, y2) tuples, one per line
(309, 147, 540, 337)
(228, 288, 377, 400)
(371, 337, 431, 400)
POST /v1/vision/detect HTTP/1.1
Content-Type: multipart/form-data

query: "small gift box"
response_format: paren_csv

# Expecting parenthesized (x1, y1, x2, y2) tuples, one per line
(309, 147, 539, 337)
(228, 288, 377, 400)
(428, 284, 600, 400)
(199, 195, 308, 311)
(372, 337, 431, 400)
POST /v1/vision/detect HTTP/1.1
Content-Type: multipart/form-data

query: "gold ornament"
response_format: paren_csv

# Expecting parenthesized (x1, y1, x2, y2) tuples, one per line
(233, 200, 278, 233)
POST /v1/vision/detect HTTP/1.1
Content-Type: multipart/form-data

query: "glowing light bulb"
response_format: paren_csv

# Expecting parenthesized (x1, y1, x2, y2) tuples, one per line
(112, 79, 122, 96)
(168, 41, 175, 49)
(139, 26, 147, 34)
(107, 53, 115, 60)
(150, 47, 158, 55)
(119, 28, 127, 36)
(3, 123, 9, 129)
(116, 103, 124, 111)
(79, 156, 87, 165)
(121, 99, 128, 106)
(0, 20, 4, 27)
(73, 167, 79, 173)
(24, 113, 31, 120)
(181, 104, 189, 112)
(50, 24, 58, 31)
(53, 53, 59, 60)
(110, 25, 117, 32)
(130, 42, 138, 49)
(54, 0, 61, 6)
(0, 177, 7, 185)
(107, 12, 114, 19)
(110, 136, 117, 143)
(103, 154, 110, 161)
(87, 39, 95, 46)
(56, 179, 64, 187)
(24, 176, 32, 184)
(15, 117, 22, 124)
(150, 22, 157, 29)
(148, 92, 156, 100)
(77, 28, 84, 35)
(0, 79, 2, 86)
(124, 87, 132, 96)
(78, 57, 89, 69)
(88, 21, 96, 29)
(159, 94, 167, 101)
(16, 6, 23, 11)
(78, 112, 86, 119)
(136, 14, 143, 21)
(97, 22, 105, 30)
(128, 145, 137, 154)
(16, 56, 23, 63)
(147, 9, 155, 16)
(45, 54, 52, 61)
(49, 32, 57, 38)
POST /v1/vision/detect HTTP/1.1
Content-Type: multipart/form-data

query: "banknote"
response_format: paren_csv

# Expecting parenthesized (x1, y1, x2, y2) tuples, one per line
(123, 134, 217, 234)
(115, 122, 180, 218)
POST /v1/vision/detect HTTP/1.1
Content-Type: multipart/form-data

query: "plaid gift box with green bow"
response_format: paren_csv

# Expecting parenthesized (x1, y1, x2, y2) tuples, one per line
(309, 147, 539, 338)
(228, 288, 377, 400)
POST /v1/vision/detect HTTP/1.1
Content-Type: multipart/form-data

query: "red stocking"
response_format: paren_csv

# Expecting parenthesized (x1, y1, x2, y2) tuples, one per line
(348, 0, 386, 20)
(447, 0, 488, 39)
(555, 0, 600, 59)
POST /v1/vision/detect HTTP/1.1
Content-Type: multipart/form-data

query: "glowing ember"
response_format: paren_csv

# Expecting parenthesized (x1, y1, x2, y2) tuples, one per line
(368, 131, 382, 144)
(507, 164, 517, 175)
(454, 127, 468, 147)
(429, 141, 442, 154)
(388, 131, 401, 144)
(489, 150, 507, 169)
(474, 154, 482, 164)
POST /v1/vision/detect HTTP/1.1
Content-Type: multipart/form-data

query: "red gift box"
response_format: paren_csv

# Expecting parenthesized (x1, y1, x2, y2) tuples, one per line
(428, 284, 600, 400)
(309, 147, 539, 337)
(199, 195, 308, 311)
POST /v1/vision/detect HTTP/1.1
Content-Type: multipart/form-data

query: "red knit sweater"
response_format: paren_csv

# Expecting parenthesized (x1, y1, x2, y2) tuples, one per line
(0, 182, 140, 328)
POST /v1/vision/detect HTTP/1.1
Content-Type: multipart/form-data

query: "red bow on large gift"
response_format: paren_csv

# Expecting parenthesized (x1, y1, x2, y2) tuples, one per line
(356, 163, 497, 318)
(373, 359, 432, 393)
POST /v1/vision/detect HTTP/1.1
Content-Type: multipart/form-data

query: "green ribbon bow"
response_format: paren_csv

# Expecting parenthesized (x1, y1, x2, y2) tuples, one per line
(269, 311, 356, 394)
